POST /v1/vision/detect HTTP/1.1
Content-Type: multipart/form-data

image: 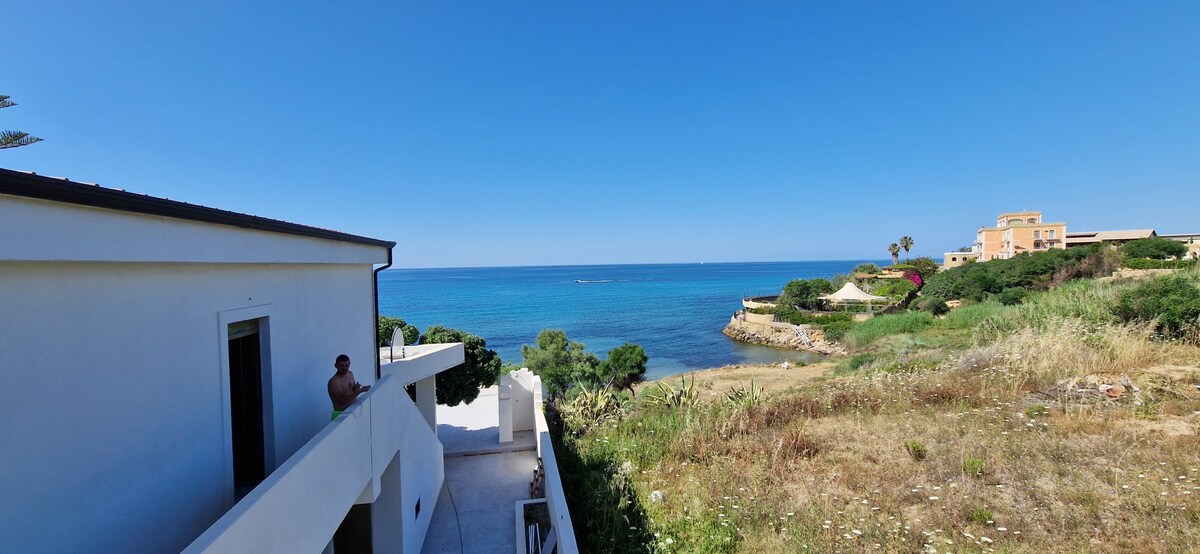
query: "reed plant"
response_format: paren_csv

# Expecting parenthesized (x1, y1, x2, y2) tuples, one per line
(841, 311, 935, 348)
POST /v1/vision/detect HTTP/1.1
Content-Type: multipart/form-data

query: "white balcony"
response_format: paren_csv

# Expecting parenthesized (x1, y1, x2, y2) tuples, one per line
(185, 343, 464, 554)
(185, 343, 577, 554)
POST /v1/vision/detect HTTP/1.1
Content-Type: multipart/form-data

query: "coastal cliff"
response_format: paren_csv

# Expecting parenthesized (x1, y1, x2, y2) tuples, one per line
(722, 319, 846, 355)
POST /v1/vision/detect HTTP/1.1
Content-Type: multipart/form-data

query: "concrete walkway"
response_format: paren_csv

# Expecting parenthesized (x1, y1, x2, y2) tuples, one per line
(421, 387, 538, 554)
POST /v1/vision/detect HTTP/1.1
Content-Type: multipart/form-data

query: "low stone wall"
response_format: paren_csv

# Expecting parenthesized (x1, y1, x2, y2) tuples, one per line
(722, 319, 846, 355)
(742, 311, 776, 324)
(742, 298, 778, 310)
(1113, 268, 1180, 280)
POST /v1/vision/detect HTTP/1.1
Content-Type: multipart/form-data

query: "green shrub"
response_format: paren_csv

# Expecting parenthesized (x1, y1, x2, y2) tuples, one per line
(822, 318, 855, 341)
(922, 245, 1114, 302)
(997, 287, 1027, 305)
(1122, 237, 1188, 260)
(840, 353, 876, 370)
(1025, 404, 1050, 419)
(421, 326, 502, 406)
(916, 297, 949, 315)
(873, 278, 917, 300)
(378, 315, 419, 347)
(851, 263, 881, 274)
(779, 278, 835, 310)
(1112, 275, 1200, 341)
(843, 311, 935, 347)
(904, 440, 927, 461)
(773, 305, 855, 326)
(908, 256, 942, 284)
(969, 507, 994, 525)
(962, 457, 985, 477)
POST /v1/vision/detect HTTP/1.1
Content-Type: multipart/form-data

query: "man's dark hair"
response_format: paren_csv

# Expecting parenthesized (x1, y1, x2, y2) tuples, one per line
(335, 354, 350, 363)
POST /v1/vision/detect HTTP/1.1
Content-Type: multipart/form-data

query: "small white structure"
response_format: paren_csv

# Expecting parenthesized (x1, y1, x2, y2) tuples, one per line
(0, 168, 464, 552)
(820, 282, 888, 312)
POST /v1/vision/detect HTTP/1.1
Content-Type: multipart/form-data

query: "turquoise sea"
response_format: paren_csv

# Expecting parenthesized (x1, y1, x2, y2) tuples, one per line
(378, 260, 885, 380)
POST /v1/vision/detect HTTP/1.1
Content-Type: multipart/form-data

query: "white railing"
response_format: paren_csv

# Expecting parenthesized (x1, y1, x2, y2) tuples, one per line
(529, 375, 579, 554)
(185, 372, 447, 553)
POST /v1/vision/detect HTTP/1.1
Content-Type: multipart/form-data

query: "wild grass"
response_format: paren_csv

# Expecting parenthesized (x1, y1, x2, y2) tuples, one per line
(842, 311, 935, 349)
(559, 356, 1200, 552)
(554, 274, 1200, 552)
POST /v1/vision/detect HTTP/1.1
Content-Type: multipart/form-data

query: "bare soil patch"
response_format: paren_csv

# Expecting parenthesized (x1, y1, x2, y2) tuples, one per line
(643, 362, 838, 397)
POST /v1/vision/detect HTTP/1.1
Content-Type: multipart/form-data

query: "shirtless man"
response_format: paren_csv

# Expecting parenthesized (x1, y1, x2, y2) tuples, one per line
(327, 354, 370, 420)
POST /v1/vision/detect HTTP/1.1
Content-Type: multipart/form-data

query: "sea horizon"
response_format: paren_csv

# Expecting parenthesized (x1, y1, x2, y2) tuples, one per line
(385, 258, 896, 272)
(379, 259, 890, 379)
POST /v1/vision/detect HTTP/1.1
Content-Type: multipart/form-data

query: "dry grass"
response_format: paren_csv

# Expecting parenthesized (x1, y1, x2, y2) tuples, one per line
(561, 276, 1200, 552)
(564, 332, 1200, 553)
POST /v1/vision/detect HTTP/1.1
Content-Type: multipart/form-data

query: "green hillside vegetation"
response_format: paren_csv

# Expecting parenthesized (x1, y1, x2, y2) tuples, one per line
(553, 264, 1200, 552)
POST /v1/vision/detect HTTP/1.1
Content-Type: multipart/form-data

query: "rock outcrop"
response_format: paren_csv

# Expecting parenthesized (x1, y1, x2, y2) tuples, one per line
(722, 319, 846, 356)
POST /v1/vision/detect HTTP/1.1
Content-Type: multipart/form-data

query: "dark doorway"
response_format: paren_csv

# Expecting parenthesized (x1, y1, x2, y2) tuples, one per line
(228, 319, 266, 500)
(334, 504, 373, 553)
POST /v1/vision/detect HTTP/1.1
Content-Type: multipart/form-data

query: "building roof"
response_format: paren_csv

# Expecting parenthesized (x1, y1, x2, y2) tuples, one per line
(0, 167, 395, 248)
(1065, 229, 1156, 244)
(1158, 233, 1200, 241)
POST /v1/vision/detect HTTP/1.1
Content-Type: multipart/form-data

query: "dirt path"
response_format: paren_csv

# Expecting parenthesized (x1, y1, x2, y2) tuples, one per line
(640, 361, 838, 398)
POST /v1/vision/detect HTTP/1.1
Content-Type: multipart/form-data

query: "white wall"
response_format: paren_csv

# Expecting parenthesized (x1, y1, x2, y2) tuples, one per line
(0, 260, 379, 552)
(0, 194, 384, 264)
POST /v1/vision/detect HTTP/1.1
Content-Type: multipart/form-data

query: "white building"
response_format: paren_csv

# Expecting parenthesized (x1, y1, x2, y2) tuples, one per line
(0, 168, 467, 552)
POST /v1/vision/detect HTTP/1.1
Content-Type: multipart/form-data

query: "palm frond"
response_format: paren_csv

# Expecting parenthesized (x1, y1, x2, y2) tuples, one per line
(0, 130, 43, 149)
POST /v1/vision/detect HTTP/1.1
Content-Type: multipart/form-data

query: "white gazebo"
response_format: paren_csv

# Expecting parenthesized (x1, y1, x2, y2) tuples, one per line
(820, 282, 888, 313)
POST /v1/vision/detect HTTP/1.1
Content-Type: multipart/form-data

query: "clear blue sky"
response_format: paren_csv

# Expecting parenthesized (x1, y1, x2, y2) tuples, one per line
(6, 2, 1199, 268)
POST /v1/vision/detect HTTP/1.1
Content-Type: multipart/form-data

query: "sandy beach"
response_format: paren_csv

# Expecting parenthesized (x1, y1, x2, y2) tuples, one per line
(641, 360, 838, 397)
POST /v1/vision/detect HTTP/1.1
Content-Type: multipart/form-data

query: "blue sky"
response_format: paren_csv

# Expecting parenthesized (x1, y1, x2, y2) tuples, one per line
(6, 2, 1199, 268)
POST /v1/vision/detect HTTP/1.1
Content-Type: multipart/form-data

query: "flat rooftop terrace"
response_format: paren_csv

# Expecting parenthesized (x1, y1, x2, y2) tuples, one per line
(422, 387, 538, 554)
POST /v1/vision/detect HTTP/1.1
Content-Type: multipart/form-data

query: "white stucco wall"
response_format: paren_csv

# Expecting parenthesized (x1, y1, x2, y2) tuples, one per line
(0, 259, 381, 552)
(0, 194, 384, 264)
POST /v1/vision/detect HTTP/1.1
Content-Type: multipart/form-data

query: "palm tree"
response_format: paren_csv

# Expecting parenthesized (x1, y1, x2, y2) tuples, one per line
(888, 243, 900, 265)
(899, 236, 914, 261)
(1, 95, 42, 150)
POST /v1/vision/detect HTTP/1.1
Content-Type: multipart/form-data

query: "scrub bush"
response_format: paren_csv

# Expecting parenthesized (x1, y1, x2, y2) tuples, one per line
(916, 297, 949, 315)
(421, 325, 502, 406)
(1112, 275, 1200, 341)
(1122, 237, 1188, 260)
(378, 315, 419, 347)
(821, 318, 855, 341)
(779, 278, 835, 310)
(997, 287, 1027, 305)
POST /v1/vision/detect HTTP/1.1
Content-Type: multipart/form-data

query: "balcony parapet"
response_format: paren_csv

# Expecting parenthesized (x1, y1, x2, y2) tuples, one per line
(186, 340, 466, 553)
(381, 343, 465, 385)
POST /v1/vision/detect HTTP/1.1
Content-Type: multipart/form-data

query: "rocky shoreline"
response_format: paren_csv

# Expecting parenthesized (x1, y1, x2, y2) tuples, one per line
(722, 319, 847, 356)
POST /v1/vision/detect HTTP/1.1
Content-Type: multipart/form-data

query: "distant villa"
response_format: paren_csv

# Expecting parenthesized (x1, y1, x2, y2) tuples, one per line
(942, 211, 1200, 269)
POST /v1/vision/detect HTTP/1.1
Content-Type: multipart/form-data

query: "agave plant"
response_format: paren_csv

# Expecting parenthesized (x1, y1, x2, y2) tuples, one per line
(560, 384, 624, 433)
(648, 377, 701, 409)
(724, 380, 763, 410)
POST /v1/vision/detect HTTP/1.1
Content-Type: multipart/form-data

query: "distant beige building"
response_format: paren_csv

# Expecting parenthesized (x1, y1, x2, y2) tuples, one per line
(1065, 229, 1156, 247)
(943, 211, 1066, 268)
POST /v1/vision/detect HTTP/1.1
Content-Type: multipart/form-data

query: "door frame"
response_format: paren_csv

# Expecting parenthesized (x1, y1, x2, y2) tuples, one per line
(217, 304, 275, 507)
